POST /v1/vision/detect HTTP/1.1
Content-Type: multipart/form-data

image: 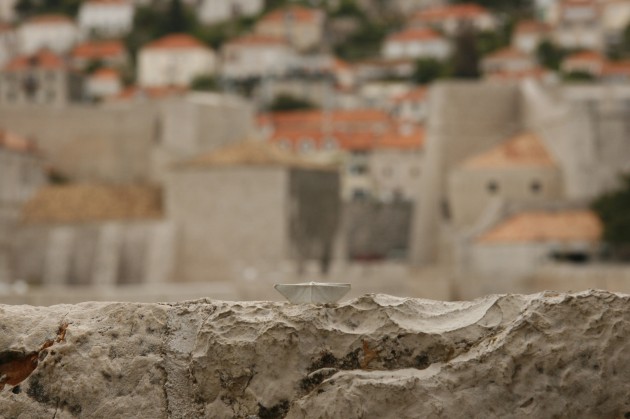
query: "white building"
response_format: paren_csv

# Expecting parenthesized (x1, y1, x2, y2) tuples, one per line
(0, 24, 17, 68)
(390, 86, 429, 123)
(553, 0, 605, 51)
(138, 34, 216, 88)
(221, 34, 297, 79)
(481, 47, 538, 75)
(409, 3, 497, 36)
(78, 0, 135, 38)
(17, 14, 79, 55)
(512, 20, 550, 54)
(0, 0, 18, 22)
(382, 28, 451, 61)
(87, 67, 122, 99)
(197, 0, 263, 25)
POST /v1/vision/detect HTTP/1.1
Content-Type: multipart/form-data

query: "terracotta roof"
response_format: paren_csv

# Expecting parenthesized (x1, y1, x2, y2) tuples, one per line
(462, 132, 556, 169)
(601, 60, 630, 76)
(4, 50, 65, 71)
(387, 28, 443, 43)
(0, 130, 37, 154)
(514, 20, 550, 35)
(484, 47, 529, 61)
(71, 40, 126, 59)
(224, 33, 288, 47)
(411, 3, 490, 22)
(269, 124, 425, 152)
(259, 5, 322, 24)
(487, 66, 551, 81)
(176, 141, 334, 170)
(392, 86, 428, 103)
(114, 85, 187, 100)
(22, 184, 163, 223)
(143, 34, 209, 51)
(564, 50, 605, 64)
(266, 109, 392, 126)
(25, 14, 74, 25)
(477, 210, 602, 244)
(90, 67, 120, 80)
(0, 23, 13, 32)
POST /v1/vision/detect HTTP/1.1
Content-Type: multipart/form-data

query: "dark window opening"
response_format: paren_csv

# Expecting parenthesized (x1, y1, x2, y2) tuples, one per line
(487, 180, 499, 194)
(550, 251, 590, 264)
(531, 180, 542, 193)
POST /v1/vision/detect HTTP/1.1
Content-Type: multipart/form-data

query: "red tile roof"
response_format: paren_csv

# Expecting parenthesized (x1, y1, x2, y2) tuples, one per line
(412, 3, 490, 22)
(71, 40, 126, 60)
(564, 50, 605, 63)
(4, 50, 65, 71)
(477, 210, 602, 244)
(487, 66, 552, 81)
(514, 20, 550, 35)
(143, 34, 209, 51)
(387, 28, 443, 43)
(224, 33, 288, 47)
(90, 67, 120, 80)
(259, 5, 322, 24)
(25, 14, 74, 25)
(601, 60, 630, 77)
(0, 130, 37, 154)
(484, 46, 530, 61)
(462, 132, 556, 169)
(392, 86, 428, 103)
(114, 85, 187, 100)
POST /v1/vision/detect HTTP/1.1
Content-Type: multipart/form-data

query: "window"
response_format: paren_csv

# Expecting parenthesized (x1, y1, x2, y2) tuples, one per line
(299, 138, 315, 153)
(531, 180, 542, 194)
(277, 138, 291, 150)
(323, 137, 338, 150)
(487, 180, 499, 194)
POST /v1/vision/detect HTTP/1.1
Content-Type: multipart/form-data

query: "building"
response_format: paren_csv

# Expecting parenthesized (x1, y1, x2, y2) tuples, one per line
(0, 129, 45, 282)
(220, 34, 296, 79)
(166, 141, 340, 282)
(197, 0, 263, 25)
(553, 0, 605, 51)
(512, 20, 550, 54)
(390, 86, 429, 122)
(254, 5, 325, 52)
(0, 24, 17, 68)
(382, 28, 451, 61)
(600, 0, 630, 43)
(138, 34, 216, 88)
(600, 60, 630, 83)
(467, 209, 602, 281)
(78, 0, 135, 38)
(17, 14, 79, 55)
(13, 184, 174, 286)
(561, 50, 606, 77)
(408, 3, 496, 36)
(86, 67, 122, 99)
(0, 0, 18, 22)
(481, 47, 538, 76)
(0, 50, 84, 106)
(448, 132, 564, 230)
(70, 40, 129, 70)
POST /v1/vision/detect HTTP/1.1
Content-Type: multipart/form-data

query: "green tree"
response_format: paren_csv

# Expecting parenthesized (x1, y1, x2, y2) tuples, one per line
(451, 25, 480, 79)
(190, 75, 218, 91)
(592, 175, 630, 260)
(537, 40, 566, 70)
(269, 94, 316, 111)
(563, 71, 595, 82)
(412, 58, 449, 84)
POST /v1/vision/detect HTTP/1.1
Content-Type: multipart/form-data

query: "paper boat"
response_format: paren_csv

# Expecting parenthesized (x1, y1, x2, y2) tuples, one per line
(274, 282, 351, 304)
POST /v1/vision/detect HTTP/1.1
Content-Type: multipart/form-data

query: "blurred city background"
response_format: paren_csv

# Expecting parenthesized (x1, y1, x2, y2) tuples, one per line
(0, 0, 629, 304)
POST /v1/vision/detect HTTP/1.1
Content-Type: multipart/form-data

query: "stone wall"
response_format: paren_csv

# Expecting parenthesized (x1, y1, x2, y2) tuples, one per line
(0, 290, 628, 418)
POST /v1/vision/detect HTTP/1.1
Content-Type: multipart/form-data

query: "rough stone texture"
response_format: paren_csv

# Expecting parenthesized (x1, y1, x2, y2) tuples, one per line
(0, 290, 629, 418)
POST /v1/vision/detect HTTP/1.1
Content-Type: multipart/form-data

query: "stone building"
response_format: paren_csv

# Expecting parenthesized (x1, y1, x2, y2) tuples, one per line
(0, 129, 46, 282)
(165, 141, 341, 282)
(13, 184, 174, 286)
(0, 50, 84, 107)
(254, 5, 325, 52)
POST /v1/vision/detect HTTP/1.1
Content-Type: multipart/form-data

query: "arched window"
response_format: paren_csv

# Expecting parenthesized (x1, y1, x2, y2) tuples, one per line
(323, 137, 338, 150)
(299, 137, 315, 153)
(531, 180, 542, 194)
(277, 138, 291, 150)
(487, 180, 499, 194)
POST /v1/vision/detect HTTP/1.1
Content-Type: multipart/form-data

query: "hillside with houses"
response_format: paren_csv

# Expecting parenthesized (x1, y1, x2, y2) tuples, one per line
(0, 0, 630, 303)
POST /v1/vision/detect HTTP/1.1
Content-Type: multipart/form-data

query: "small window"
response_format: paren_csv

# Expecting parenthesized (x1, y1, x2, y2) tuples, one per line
(487, 180, 499, 194)
(323, 137, 338, 150)
(277, 138, 291, 150)
(299, 138, 315, 153)
(531, 180, 542, 194)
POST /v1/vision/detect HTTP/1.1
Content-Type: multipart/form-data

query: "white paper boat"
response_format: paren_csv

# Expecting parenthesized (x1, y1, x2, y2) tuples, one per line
(274, 282, 351, 304)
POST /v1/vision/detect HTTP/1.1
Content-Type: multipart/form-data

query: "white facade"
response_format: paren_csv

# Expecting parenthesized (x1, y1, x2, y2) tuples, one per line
(0, 27, 17, 68)
(197, 0, 263, 24)
(87, 69, 122, 98)
(78, 0, 135, 37)
(0, 0, 18, 22)
(17, 16, 79, 55)
(382, 30, 451, 61)
(221, 36, 297, 79)
(139, 38, 216, 87)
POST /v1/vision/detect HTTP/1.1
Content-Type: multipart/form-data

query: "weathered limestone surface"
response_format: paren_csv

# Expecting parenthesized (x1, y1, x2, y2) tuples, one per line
(0, 290, 629, 418)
